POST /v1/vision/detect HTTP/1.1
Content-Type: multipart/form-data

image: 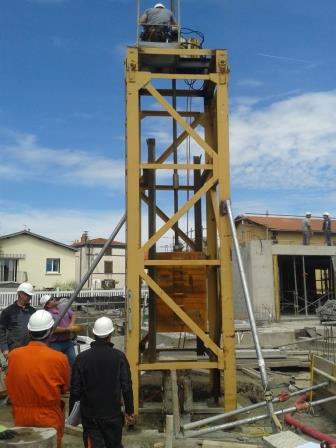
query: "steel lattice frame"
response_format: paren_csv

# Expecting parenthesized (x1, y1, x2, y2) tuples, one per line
(125, 46, 236, 414)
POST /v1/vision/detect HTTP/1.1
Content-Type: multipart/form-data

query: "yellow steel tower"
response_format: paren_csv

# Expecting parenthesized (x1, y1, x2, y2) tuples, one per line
(125, 44, 236, 414)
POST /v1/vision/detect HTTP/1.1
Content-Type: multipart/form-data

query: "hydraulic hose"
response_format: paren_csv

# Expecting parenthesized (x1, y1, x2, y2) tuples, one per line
(284, 393, 336, 447)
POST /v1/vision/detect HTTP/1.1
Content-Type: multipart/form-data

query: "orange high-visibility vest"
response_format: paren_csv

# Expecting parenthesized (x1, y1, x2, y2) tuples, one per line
(6, 341, 70, 448)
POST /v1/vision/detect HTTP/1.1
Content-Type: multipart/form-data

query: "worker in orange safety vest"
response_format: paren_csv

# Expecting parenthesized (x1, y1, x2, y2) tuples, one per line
(6, 310, 70, 448)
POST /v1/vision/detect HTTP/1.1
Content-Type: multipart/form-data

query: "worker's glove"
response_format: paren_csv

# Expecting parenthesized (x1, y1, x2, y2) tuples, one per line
(0, 429, 17, 440)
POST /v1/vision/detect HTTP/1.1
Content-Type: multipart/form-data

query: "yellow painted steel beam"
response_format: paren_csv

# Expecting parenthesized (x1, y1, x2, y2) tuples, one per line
(204, 109, 222, 399)
(155, 115, 204, 164)
(144, 259, 220, 266)
(141, 175, 217, 253)
(141, 271, 222, 361)
(145, 83, 216, 160)
(210, 188, 220, 228)
(139, 47, 216, 56)
(140, 192, 195, 250)
(139, 361, 220, 371)
(125, 47, 142, 415)
(273, 255, 280, 321)
(140, 163, 212, 170)
(152, 74, 211, 80)
(215, 50, 237, 411)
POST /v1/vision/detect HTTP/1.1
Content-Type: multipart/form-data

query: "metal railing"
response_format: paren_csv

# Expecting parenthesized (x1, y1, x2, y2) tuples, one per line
(0, 288, 149, 311)
(0, 289, 125, 309)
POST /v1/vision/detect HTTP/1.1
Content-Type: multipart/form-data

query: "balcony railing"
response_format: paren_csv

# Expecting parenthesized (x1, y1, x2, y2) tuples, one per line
(0, 254, 26, 259)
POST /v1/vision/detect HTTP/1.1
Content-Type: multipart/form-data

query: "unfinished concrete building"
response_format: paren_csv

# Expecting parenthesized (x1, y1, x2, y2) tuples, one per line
(234, 214, 336, 321)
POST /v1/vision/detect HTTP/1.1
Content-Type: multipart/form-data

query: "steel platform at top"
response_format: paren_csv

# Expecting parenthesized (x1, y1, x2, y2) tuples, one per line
(130, 44, 222, 74)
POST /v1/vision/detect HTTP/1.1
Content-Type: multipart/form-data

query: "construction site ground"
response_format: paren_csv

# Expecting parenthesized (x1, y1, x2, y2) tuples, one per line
(0, 367, 335, 447)
(0, 316, 335, 447)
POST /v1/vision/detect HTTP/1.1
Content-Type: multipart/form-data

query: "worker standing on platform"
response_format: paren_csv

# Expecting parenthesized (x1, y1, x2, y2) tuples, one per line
(69, 316, 135, 448)
(40, 294, 77, 367)
(302, 212, 313, 245)
(0, 282, 36, 360)
(140, 3, 177, 42)
(322, 212, 332, 246)
(6, 310, 70, 448)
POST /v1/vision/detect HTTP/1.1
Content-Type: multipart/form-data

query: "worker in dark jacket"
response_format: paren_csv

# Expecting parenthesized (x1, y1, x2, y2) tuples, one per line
(322, 212, 332, 246)
(69, 316, 134, 448)
(0, 282, 36, 360)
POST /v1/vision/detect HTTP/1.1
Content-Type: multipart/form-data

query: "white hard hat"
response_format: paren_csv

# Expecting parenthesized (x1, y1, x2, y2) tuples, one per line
(27, 310, 54, 332)
(40, 294, 52, 306)
(92, 316, 114, 337)
(323, 212, 329, 216)
(305, 212, 312, 217)
(17, 282, 34, 296)
(154, 3, 165, 8)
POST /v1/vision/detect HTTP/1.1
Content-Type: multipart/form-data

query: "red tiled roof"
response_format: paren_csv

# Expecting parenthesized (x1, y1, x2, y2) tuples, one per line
(72, 238, 125, 248)
(236, 214, 336, 233)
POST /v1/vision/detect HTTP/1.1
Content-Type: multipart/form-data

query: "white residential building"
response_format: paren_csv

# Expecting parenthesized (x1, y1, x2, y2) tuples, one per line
(0, 230, 77, 290)
(72, 232, 126, 289)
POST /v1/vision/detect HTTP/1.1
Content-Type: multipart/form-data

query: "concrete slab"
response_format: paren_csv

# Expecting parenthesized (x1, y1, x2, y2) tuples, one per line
(263, 431, 308, 448)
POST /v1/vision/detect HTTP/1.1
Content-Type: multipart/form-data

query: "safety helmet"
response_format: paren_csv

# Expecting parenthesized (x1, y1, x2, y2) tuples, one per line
(305, 212, 312, 217)
(27, 310, 54, 332)
(92, 316, 114, 337)
(17, 282, 34, 296)
(154, 3, 165, 8)
(40, 294, 52, 306)
(323, 212, 329, 216)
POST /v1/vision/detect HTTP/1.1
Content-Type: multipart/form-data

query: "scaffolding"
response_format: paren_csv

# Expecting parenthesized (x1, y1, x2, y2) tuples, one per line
(125, 45, 237, 414)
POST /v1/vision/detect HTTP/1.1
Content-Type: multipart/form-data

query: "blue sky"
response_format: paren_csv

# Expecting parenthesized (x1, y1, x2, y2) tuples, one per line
(1, 0, 336, 244)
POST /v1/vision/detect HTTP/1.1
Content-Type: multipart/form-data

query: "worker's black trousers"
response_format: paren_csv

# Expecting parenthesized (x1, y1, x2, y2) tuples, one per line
(82, 415, 124, 448)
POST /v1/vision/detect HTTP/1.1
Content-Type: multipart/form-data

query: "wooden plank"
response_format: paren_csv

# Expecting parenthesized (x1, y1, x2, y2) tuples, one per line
(202, 441, 260, 448)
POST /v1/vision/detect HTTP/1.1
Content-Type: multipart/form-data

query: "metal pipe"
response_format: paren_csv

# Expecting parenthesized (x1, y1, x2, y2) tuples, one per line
(225, 200, 278, 428)
(53, 214, 126, 328)
(185, 395, 336, 438)
(182, 381, 329, 430)
(313, 367, 336, 383)
(302, 255, 308, 316)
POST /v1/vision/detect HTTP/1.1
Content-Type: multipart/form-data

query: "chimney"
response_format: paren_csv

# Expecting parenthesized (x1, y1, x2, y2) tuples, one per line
(81, 231, 89, 243)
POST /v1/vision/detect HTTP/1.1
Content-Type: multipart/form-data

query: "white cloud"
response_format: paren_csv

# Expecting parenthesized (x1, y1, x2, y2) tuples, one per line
(0, 204, 125, 244)
(236, 79, 263, 88)
(230, 90, 336, 190)
(0, 130, 125, 189)
(257, 53, 309, 63)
